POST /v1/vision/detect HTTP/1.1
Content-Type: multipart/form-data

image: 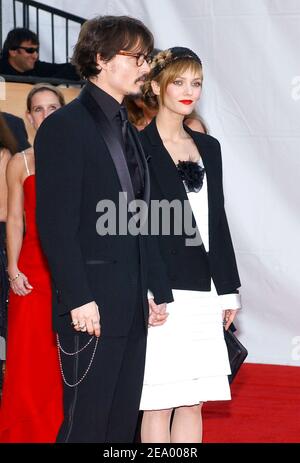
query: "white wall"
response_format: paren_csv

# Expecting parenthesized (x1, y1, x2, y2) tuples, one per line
(2, 0, 300, 366)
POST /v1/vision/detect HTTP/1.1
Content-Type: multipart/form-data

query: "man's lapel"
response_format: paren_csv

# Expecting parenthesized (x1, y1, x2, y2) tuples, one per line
(78, 86, 135, 204)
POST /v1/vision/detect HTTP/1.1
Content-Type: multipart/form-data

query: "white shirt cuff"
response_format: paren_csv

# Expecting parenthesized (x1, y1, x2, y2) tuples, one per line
(218, 293, 242, 310)
(147, 289, 154, 299)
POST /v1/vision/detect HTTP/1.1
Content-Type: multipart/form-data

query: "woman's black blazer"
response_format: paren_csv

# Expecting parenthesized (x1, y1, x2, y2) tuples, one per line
(139, 118, 241, 295)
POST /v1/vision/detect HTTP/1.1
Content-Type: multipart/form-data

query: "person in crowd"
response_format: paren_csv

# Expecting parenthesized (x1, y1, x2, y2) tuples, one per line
(125, 93, 157, 131)
(0, 84, 65, 442)
(34, 15, 173, 443)
(0, 28, 80, 80)
(138, 47, 242, 443)
(0, 117, 17, 394)
(1, 111, 30, 152)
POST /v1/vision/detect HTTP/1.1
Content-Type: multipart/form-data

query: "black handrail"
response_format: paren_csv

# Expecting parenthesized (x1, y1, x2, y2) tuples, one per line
(0, 0, 2, 48)
(0, 0, 86, 63)
(1, 73, 85, 87)
(13, 0, 85, 26)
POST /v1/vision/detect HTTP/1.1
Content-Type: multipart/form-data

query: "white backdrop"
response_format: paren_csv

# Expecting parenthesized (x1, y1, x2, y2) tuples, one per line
(2, 0, 300, 366)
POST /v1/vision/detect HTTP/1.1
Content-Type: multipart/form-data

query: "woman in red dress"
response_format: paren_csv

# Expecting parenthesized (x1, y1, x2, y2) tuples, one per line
(0, 84, 65, 442)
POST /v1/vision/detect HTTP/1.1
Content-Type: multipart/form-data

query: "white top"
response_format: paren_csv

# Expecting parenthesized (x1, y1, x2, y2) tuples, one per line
(187, 159, 241, 310)
(148, 158, 241, 310)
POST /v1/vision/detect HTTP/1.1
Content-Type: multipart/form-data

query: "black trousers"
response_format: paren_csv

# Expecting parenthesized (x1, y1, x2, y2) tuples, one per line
(56, 296, 147, 443)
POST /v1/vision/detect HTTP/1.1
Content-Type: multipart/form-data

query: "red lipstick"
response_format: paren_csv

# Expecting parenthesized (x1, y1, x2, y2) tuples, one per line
(179, 100, 193, 105)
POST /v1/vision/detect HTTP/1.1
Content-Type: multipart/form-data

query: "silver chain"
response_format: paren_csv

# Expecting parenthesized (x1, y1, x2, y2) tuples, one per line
(57, 334, 99, 388)
(57, 334, 95, 355)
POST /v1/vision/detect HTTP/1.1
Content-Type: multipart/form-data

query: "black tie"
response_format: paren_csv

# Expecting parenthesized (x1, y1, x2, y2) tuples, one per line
(118, 106, 144, 199)
(119, 106, 129, 142)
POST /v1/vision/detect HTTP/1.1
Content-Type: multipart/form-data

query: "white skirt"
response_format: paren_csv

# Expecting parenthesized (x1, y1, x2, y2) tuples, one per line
(140, 282, 232, 410)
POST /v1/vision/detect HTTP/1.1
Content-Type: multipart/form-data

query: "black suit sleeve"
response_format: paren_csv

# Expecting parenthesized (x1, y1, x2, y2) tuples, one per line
(35, 61, 80, 80)
(34, 112, 94, 315)
(209, 139, 241, 294)
(2, 112, 30, 152)
(16, 117, 31, 151)
(146, 233, 174, 305)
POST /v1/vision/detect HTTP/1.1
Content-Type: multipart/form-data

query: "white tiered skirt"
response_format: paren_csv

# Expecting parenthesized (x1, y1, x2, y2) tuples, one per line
(139, 282, 232, 410)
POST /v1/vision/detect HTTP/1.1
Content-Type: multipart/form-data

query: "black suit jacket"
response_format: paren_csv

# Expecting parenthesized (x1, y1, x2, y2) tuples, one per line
(139, 118, 241, 296)
(0, 57, 79, 80)
(34, 85, 173, 336)
(2, 112, 30, 152)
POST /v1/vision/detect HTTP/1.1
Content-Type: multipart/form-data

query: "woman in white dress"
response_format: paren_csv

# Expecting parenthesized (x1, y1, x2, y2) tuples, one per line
(139, 47, 242, 443)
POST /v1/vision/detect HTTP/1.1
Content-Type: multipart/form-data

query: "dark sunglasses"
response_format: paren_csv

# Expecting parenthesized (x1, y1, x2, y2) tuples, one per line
(13, 46, 39, 54)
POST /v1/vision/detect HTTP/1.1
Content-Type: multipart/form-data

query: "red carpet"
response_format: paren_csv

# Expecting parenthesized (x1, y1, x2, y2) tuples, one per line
(202, 363, 300, 443)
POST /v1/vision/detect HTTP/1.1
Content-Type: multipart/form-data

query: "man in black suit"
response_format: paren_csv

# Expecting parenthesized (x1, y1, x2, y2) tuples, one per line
(0, 28, 79, 80)
(34, 16, 173, 443)
(1, 112, 30, 152)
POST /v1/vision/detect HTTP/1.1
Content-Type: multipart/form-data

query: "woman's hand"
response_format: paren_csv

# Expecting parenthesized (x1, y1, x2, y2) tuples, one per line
(222, 309, 238, 331)
(9, 271, 33, 296)
(148, 299, 169, 327)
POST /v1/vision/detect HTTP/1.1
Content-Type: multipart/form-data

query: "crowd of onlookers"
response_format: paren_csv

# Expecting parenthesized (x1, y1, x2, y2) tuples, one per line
(0, 25, 208, 395)
(0, 26, 80, 392)
(0, 13, 243, 445)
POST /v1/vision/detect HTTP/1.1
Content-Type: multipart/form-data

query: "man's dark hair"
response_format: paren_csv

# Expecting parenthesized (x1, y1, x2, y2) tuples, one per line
(72, 15, 154, 79)
(1, 28, 39, 59)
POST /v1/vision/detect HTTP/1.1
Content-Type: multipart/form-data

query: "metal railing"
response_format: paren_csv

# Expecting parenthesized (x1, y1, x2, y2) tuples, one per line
(0, 73, 85, 87)
(0, 0, 86, 63)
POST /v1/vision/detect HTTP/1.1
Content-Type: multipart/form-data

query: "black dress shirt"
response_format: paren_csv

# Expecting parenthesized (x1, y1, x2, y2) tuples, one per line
(85, 81, 144, 199)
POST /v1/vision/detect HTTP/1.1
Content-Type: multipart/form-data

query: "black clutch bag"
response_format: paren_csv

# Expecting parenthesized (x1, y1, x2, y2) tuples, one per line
(224, 323, 248, 384)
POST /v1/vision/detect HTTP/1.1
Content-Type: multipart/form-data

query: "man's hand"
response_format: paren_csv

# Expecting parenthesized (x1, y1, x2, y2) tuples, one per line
(148, 299, 169, 327)
(71, 301, 101, 337)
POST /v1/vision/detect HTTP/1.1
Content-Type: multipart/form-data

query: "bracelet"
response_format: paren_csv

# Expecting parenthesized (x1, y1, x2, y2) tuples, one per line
(8, 272, 22, 283)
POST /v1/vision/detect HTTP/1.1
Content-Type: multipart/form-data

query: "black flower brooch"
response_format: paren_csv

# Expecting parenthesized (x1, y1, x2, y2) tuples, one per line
(177, 161, 205, 193)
